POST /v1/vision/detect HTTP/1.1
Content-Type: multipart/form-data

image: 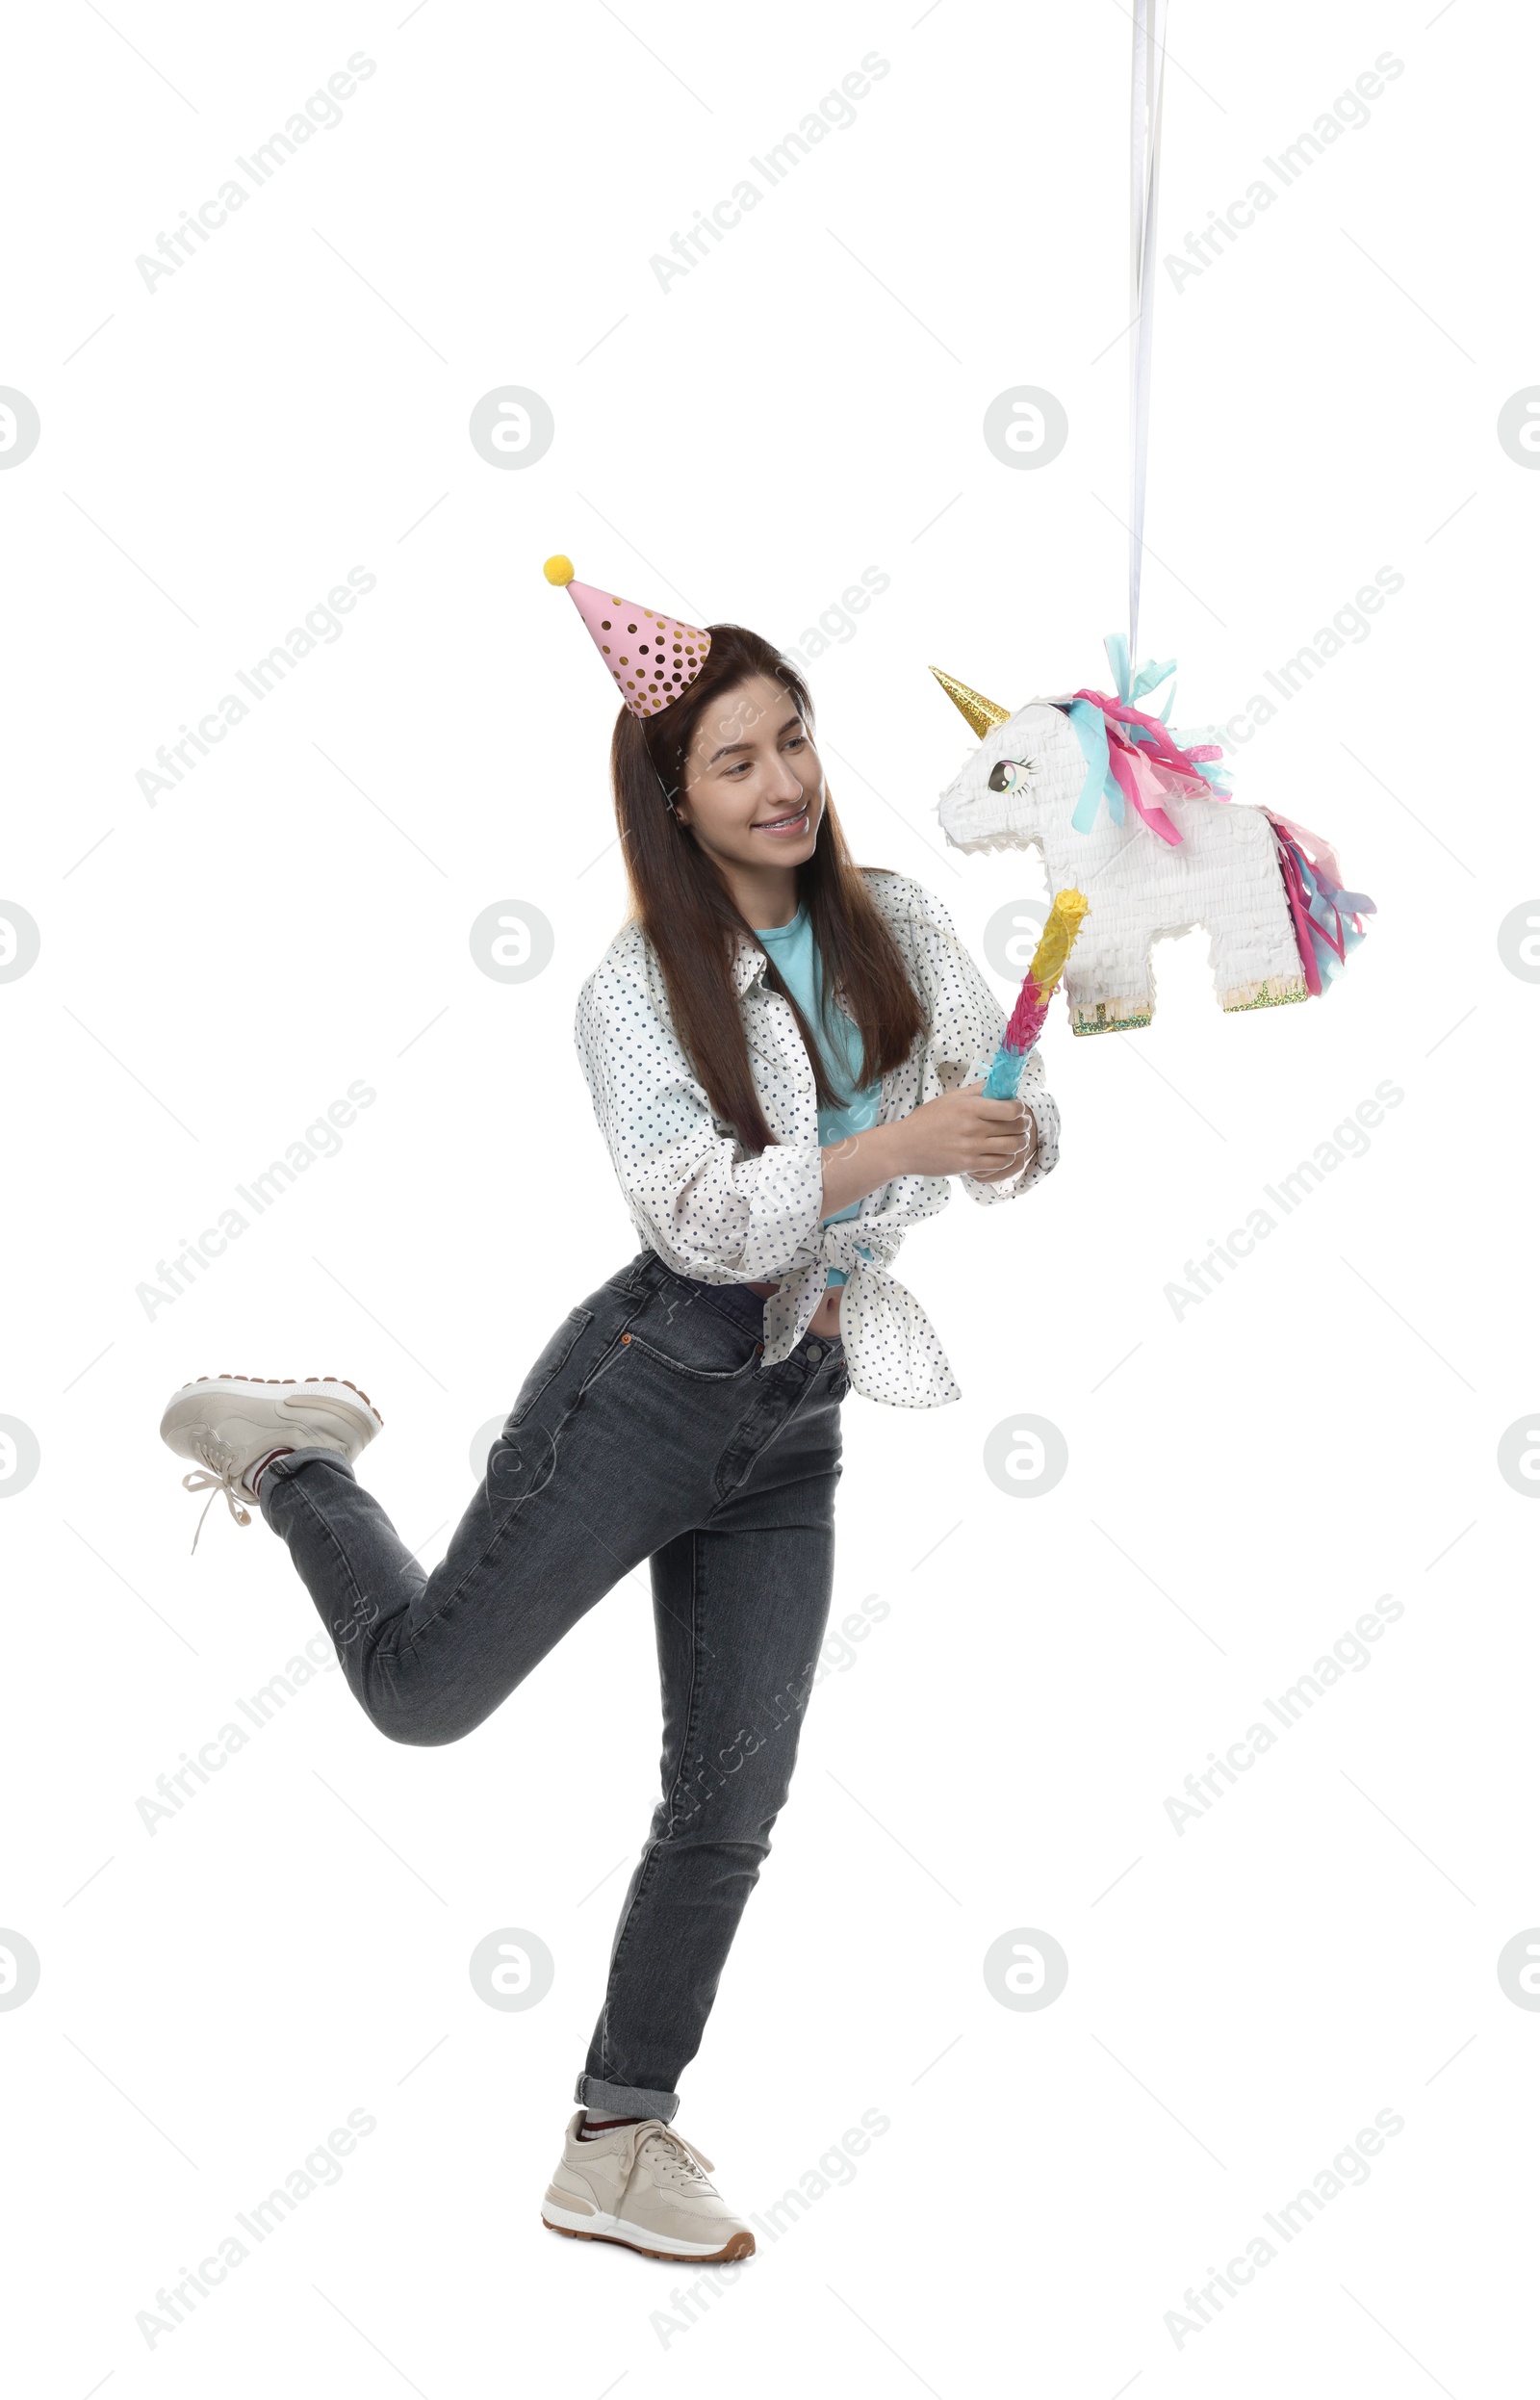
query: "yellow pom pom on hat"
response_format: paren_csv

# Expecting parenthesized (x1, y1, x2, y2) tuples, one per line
(543, 554, 711, 719)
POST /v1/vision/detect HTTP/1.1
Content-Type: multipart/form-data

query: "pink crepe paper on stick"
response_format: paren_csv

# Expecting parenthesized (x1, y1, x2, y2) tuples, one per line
(1004, 974, 1051, 1056)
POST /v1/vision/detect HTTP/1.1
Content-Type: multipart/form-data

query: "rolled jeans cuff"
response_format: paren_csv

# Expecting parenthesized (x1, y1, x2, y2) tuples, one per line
(575, 2071, 679, 2125)
(256, 1445, 358, 1526)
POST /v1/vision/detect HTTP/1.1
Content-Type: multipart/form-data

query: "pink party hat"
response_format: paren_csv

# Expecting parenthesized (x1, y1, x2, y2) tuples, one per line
(543, 555, 711, 719)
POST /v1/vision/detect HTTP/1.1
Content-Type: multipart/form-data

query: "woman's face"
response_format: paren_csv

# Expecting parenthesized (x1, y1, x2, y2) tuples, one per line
(674, 672, 824, 875)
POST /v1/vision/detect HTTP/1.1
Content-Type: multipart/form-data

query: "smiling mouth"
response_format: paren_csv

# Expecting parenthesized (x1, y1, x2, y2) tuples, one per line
(752, 807, 809, 834)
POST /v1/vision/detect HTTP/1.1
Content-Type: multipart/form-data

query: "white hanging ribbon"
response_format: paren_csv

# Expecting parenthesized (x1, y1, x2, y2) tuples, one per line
(1128, 0, 1168, 661)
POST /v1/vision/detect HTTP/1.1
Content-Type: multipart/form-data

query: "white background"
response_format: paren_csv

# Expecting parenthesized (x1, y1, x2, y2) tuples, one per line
(2, 0, 1533, 2391)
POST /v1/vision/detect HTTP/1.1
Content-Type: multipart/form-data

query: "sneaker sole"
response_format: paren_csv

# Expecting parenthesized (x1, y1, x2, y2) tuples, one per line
(174, 1374, 384, 1429)
(541, 2204, 754, 2263)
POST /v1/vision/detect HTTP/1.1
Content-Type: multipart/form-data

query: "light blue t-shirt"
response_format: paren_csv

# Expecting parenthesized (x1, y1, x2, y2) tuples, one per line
(755, 904, 880, 1287)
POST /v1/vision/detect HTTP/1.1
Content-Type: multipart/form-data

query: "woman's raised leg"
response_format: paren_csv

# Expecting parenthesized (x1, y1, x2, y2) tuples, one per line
(253, 1258, 738, 1743)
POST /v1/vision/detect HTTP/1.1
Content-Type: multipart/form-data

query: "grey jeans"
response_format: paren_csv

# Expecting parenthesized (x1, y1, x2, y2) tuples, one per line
(258, 1248, 846, 2123)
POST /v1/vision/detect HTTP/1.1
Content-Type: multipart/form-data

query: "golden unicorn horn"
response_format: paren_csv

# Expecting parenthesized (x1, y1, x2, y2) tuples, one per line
(928, 666, 1011, 740)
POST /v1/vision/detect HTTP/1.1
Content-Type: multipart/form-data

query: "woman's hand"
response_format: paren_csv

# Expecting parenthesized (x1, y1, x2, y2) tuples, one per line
(890, 1079, 1038, 1182)
(819, 1083, 1038, 1218)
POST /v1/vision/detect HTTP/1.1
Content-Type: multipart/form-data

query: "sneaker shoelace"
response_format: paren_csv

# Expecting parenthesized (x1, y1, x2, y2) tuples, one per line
(638, 2129, 717, 2194)
(181, 1442, 253, 1553)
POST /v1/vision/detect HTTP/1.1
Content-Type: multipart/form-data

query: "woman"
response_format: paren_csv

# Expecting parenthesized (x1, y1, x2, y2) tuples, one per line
(159, 558, 1060, 2266)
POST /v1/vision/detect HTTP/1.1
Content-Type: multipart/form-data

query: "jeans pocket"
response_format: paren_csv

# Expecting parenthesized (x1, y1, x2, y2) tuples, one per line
(624, 1286, 763, 1382)
(509, 1306, 594, 1426)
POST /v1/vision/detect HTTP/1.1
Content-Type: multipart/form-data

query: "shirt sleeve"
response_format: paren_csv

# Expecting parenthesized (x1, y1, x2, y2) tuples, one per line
(576, 953, 827, 1281)
(900, 879, 1063, 1208)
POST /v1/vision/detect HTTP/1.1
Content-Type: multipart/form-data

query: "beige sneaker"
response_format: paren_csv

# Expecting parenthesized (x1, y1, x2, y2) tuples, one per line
(542, 2112, 755, 2262)
(160, 1375, 383, 1550)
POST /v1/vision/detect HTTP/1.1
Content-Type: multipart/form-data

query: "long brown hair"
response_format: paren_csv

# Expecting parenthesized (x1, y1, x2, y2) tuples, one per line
(609, 624, 925, 1154)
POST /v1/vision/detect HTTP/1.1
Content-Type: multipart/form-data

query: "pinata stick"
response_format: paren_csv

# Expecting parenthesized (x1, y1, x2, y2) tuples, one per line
(983, 888, 1090, 1097)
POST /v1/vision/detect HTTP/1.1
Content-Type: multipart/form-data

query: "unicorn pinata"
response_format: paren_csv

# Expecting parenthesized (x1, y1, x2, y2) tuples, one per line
(933, 640, 1373, 1035)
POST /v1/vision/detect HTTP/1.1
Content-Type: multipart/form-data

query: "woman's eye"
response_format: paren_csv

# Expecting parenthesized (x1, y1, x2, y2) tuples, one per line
(988, 759, 1019, 793)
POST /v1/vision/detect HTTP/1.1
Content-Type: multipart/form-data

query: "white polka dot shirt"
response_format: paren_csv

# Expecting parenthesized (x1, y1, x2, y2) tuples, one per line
(575, 869, 1061, 1407)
